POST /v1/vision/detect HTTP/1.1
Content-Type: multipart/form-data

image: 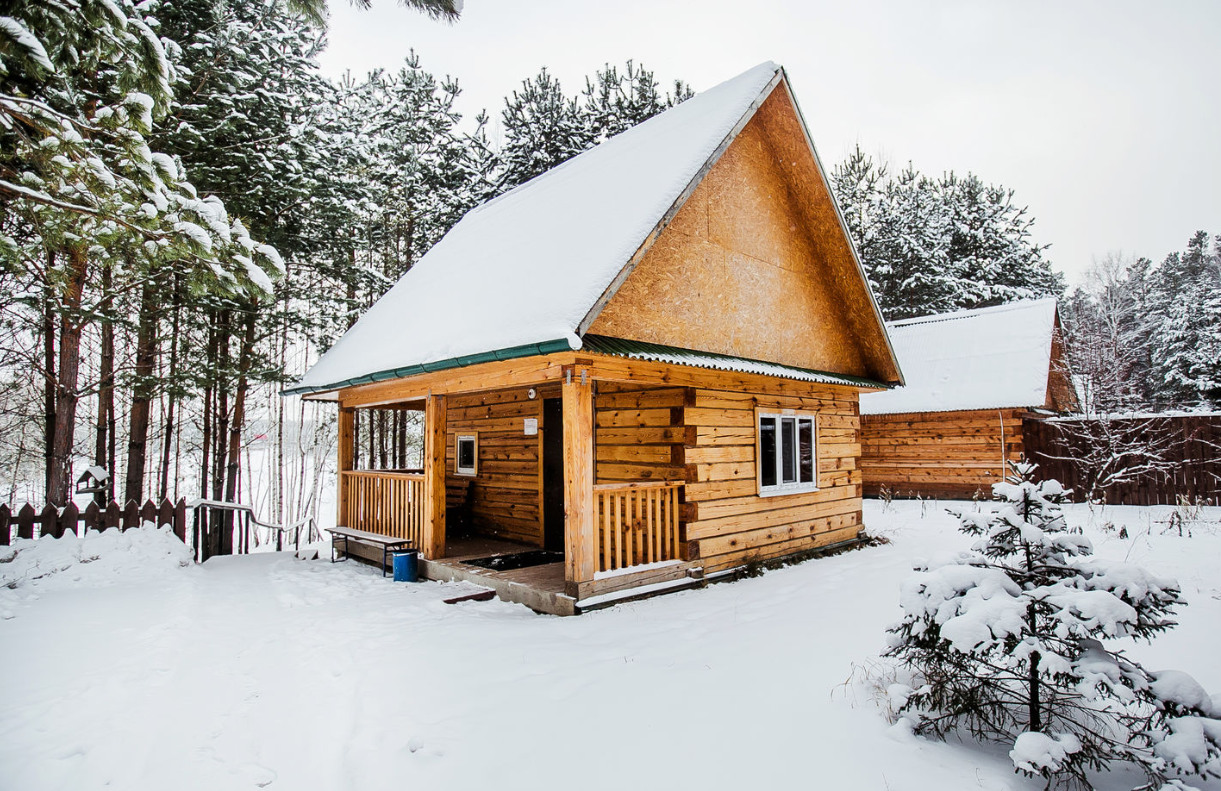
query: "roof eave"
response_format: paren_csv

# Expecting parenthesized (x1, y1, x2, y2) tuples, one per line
(282, 338, 575, 398)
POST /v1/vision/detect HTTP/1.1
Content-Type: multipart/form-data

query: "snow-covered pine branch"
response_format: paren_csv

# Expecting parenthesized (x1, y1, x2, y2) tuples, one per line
(885, 461, 1221, 790)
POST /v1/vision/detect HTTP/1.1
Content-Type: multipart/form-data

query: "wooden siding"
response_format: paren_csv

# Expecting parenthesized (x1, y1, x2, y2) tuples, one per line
(681, 384, 864, 574)
(594, 383, 686, 484)
(860, 408, 1026, 499)
(444, 385, 557, 547)
(586, 86, 890, 382)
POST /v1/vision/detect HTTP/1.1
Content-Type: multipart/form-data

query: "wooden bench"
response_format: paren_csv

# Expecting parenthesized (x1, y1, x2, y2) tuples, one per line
(327, 526, 415, 577)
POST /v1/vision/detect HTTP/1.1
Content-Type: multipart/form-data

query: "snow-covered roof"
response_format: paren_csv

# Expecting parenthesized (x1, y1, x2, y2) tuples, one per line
(291, 63, 787, 395)
(78, 465, 109, 483)
(860, 299, 1059, 415)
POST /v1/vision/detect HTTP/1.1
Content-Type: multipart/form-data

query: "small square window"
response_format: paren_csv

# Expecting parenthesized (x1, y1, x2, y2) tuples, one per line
(455, 434, 478, 476)
(757, 411, 817, 496)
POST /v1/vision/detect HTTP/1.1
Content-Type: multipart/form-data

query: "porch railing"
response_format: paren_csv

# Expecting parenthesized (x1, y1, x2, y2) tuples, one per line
(340, 471, 426, 547)
(594, 481, 683, 573)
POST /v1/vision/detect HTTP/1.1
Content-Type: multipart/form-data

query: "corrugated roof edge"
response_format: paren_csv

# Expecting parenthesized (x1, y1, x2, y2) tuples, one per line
(886, 297, 1058, 329)
(860, 401, 1044, 416)
(580, 335, 892, 390)
(281, 338, 575, 397)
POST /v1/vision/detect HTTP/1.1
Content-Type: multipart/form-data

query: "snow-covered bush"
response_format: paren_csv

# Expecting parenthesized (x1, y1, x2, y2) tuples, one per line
(885, 461, 1221, 790)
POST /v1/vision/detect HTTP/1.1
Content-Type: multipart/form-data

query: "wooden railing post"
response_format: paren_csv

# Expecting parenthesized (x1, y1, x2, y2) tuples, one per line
(563, 365, 596, 594)
(422, 395, 447, 559)
(337, 406, 355, 526)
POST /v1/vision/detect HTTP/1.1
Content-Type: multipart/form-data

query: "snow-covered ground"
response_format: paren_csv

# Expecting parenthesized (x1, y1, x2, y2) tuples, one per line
(1, 501, 1218, 791)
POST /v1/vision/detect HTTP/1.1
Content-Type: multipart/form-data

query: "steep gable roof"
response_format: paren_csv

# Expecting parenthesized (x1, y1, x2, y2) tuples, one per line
(290, 63, 899, 396)
(861, 298, 1064, 415)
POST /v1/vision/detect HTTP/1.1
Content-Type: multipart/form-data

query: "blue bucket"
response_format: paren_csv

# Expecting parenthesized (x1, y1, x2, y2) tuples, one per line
(392, 550, 419, 583)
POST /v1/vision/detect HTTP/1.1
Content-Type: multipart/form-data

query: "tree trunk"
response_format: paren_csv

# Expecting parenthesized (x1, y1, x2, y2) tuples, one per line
(346, 247, 358, 329)
(223, 306, 257, 555)
(94, 261, 115, 504)
(1028, 650, 1041, 732)
(213, 308, 230, 502)
(47, 246, 89, 505)
(124, 274, 159, 503)
(158, 275, 182, 499)
(43, 268, 56, 500)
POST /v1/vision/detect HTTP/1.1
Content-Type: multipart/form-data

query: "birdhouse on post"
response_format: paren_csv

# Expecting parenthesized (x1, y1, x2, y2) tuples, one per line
(76, 466, 110, 505)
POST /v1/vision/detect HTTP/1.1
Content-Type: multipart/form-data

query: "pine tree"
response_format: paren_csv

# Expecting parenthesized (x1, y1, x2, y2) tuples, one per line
(496, 61, 691, 195)
(830, 150, 1063, 320)
(886, 462, 1221, 789)
(496, 68, 590, 194)
(0, 0, 281, 503)
(1145, 231, 1221, 409)
(581, 60, 691, 143)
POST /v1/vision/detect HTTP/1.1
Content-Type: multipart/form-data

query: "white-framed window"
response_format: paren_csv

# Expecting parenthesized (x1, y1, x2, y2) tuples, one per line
(455, 433, 478, 477)
(756, 411, 817, 496)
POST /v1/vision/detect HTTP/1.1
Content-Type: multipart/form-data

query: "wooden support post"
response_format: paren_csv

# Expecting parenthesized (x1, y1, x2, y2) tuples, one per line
(422, 395, 447, 559)
(337, 406, 355, 527)
(562, 364, 596, 595)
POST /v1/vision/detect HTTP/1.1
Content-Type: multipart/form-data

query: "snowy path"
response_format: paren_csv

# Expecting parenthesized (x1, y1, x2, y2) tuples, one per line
(1, 503, 1218, 790)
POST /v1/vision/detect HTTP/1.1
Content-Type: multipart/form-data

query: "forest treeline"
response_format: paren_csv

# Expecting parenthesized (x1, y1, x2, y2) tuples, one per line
(1, 0, 1216, 518)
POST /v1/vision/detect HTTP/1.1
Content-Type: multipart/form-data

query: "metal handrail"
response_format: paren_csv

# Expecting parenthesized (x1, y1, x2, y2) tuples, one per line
(187, 498, 317, 557)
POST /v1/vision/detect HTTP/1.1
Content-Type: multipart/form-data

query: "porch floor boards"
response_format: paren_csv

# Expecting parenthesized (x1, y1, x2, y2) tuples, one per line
(421, 535, 573, 616)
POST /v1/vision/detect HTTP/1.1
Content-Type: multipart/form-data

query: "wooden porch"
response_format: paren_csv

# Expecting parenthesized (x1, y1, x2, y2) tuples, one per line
(336, 465, 695, 613)
(333, 366, 700, 614)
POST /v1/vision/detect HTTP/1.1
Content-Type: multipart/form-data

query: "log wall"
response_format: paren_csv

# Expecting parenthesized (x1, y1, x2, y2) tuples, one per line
(594, 384, 686, 485)
(444, 385, 557, 546)
(859, 408, 1026, 499)
(681, 383, 864, 574)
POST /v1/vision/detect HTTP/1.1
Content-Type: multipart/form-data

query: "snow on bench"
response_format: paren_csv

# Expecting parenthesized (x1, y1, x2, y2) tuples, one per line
(327, 526, 415, 577)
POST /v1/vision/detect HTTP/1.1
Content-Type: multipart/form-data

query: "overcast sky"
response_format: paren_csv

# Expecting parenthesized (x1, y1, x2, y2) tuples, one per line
(317, 0, 1220, 285)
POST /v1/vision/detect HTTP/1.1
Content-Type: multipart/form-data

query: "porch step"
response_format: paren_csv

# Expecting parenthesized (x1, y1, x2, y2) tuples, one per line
(443, 589, 497, 605)
(419, 557, 576, 616)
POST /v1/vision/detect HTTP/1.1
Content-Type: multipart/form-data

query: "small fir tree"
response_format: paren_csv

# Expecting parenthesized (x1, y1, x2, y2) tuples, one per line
(885, 462, 1221, 790)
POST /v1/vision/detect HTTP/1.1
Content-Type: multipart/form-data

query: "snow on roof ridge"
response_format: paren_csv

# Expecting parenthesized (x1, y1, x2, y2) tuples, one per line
(886, 297, 1057, 329)
(472, 61, 780, 219)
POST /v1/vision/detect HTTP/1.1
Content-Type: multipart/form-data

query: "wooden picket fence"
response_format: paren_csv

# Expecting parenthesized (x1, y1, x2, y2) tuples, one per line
(0, 498, 188, 545)
(1023, 414, 1220, 506)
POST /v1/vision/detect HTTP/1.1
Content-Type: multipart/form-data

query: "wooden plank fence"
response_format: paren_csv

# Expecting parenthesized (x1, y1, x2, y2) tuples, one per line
(1023, 414, 1220, 505)
(0, 498, 188, 546)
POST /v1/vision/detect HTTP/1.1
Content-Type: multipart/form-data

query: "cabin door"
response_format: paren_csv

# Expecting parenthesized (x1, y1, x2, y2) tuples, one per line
(541, 398, 565, 552)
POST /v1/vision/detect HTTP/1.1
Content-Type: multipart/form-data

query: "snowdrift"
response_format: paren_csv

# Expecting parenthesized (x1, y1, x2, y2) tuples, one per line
(1, 523, 193, 598)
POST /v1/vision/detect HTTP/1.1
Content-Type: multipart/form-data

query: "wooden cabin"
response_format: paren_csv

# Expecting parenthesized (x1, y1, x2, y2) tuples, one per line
(288, 63, 903, 614)
(860, 299, 1076, 500)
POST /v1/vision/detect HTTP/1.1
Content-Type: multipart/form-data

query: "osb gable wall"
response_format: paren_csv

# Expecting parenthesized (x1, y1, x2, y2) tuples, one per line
(445, 384, 557, 546)
(587, 84, 897, 383)
(1045, 320, 1077, 413)
(859, 409, 1026, 499)
(681, 383, 864, 574)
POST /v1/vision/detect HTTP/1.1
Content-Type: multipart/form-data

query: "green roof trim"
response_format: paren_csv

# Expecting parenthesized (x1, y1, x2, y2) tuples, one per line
(284, 333, 890, 398)
(580, 334, 892, 390)
(281, 338, 575, 397)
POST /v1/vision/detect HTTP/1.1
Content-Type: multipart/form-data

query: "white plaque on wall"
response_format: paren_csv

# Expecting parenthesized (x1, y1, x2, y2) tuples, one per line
(523, 418, 538, 436)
